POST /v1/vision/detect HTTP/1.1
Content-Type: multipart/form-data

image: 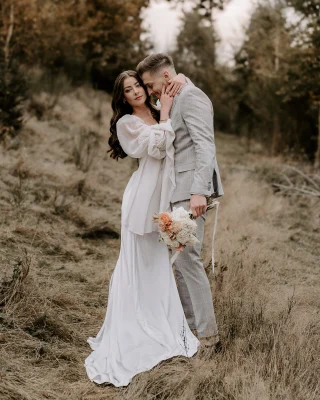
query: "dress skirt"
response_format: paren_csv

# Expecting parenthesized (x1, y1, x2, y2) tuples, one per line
(84, 171, 200, 387)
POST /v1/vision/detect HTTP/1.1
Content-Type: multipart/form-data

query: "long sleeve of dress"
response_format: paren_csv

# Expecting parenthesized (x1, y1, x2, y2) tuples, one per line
(115, 114, 176, 235)
(116, 115, 174, 160)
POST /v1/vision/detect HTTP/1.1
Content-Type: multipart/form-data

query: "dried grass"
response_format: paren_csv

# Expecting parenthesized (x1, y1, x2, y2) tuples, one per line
(0, 249, 31, 307)
(1, 89, 319, 399)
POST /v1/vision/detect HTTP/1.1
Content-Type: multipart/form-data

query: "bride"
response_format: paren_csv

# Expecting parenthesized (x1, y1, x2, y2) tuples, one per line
(84, 70, 200, 387)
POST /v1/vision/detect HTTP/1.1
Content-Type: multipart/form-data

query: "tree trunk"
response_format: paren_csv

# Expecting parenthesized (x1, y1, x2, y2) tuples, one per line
(314, 103, 320, 169)
(272, 26, 280, 157)
(4, 4, 14, 69)
(271, 114, 280, 156)
(246, 121, 251, 152)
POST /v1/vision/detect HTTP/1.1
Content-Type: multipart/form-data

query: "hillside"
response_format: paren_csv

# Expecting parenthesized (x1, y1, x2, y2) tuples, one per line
(1, 86, 319, 400)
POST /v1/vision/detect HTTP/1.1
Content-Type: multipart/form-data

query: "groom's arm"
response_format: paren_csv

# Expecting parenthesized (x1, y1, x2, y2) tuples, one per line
(180, 85, 216, 198)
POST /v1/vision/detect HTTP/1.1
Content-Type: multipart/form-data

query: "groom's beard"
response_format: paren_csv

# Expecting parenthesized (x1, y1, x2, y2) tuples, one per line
(154, 82, 169, 99)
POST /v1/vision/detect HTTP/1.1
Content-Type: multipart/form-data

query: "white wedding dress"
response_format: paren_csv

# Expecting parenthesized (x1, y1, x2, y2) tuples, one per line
(84, 115, 200, 387)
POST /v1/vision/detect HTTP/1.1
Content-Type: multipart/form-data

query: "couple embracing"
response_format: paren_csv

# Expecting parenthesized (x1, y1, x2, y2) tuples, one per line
(84, 53, 224, 387)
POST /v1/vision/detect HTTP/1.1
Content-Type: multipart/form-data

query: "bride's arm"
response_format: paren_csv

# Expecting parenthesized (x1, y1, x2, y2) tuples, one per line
(116, 117, 174, 160)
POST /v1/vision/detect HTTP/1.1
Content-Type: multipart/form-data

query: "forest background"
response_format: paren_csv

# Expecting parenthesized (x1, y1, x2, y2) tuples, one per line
(1, 0, 320, 166)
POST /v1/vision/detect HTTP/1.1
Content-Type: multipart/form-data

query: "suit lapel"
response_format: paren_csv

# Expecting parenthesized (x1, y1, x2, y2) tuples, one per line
(170, 93, 179, 117)
(169, 76, 193, 118)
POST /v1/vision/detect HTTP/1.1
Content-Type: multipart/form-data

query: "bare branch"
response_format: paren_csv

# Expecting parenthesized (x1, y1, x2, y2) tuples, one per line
(4, 4, 14, 69)
(283, 165, 320, 190)
(272, 183, 320, 197)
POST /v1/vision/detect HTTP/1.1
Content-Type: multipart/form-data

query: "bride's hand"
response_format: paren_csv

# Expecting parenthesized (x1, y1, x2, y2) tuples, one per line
(159, 85, 174, 120)
(165, 73, 186, 97)
(160, 85, 174, 112)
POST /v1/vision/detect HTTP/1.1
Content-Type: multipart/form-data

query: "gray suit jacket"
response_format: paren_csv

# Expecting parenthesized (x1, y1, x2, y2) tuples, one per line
(169, 77, 224, 203)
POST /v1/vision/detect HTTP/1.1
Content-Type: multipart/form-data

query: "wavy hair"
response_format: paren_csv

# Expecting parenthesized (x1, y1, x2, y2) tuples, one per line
(107, 70, 159, 160)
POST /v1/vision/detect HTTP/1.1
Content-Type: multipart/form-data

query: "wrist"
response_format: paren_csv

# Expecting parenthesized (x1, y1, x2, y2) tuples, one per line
(160, 112, 170, 120)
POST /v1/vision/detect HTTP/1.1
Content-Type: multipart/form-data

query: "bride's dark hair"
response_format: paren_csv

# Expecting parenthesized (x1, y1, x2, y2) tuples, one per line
(107, 70, 159, 160)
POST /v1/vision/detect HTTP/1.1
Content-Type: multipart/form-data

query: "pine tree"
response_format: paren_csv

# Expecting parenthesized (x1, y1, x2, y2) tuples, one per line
(0, 2, 26, 140)
(282, 0, 320, 167)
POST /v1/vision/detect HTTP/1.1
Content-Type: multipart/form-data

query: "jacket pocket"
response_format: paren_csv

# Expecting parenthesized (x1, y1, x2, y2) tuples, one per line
(177, 161, 196, 172)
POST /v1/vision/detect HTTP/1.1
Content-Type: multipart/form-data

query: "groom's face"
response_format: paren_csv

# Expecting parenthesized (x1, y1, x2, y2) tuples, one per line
(141, 70, 168, 99)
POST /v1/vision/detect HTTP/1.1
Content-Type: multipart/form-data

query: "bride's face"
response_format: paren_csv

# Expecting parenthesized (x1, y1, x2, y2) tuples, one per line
(123, 77, 147, 107)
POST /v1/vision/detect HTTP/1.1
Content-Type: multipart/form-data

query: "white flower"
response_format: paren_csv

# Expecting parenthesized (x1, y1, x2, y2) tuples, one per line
(153, 99, 161, 111)
(176, 230, 191, 245)
(161, 231, 181, 249)
(184, 218, 197, 232)
(171, 206, 190, 221)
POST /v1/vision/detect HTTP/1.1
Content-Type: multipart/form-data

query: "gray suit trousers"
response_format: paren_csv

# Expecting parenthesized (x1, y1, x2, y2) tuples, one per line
(169, 199, 218, 338)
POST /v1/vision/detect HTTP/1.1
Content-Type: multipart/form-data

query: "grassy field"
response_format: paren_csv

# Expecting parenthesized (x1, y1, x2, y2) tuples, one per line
(1, 86, 319, 400)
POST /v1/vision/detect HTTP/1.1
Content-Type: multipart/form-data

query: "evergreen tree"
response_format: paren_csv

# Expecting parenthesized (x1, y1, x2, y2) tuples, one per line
(282, 0, 320, 166)
(233, 1, 301, 155)
(172, 6, 218, 98)
(0, 2, 26, 140)
(171, 5, 236, 131)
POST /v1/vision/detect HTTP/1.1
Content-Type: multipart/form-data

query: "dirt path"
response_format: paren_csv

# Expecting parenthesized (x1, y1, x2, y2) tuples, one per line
(1, 88, 319, 400)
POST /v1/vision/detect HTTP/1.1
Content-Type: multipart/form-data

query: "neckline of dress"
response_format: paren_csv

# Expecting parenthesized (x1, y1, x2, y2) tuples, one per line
(130, 114, 158, 126)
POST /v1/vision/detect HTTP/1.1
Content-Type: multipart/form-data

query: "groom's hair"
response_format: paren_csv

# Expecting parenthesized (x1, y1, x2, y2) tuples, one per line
(136, 53, 175, 76)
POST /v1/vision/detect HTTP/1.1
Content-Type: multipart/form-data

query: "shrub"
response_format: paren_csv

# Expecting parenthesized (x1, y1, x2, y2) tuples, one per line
(0, 61, 27, 140)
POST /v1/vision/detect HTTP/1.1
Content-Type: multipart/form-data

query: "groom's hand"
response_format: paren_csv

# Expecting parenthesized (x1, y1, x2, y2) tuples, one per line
(190, 194, 207, 218)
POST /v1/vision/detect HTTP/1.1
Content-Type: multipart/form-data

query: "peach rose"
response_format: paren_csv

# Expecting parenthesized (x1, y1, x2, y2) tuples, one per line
(158, 212, 172, 232)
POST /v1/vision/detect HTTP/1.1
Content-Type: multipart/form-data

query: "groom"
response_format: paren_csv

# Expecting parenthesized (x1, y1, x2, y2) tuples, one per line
(137, 53, 224, 346)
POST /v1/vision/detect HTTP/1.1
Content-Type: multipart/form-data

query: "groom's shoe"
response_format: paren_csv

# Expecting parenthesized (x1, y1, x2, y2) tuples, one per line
(199, 334, 222, 353)
(191, 328, 198, 337)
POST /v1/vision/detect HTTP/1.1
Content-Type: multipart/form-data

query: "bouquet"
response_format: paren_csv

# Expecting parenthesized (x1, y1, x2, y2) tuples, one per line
(152, 206, 200, 252)
(153, 201, 220, 270)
